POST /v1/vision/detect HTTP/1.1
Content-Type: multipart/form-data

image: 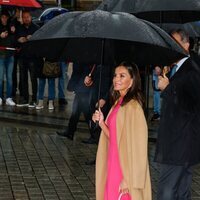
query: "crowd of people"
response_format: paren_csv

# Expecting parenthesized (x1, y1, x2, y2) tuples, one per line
(0, 9, 68, 109)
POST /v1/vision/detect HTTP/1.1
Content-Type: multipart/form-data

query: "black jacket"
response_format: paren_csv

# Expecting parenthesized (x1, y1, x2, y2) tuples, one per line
(0, 23, 15, 57)
(154, 58, 200, 166)
(16, 22, 39, 58)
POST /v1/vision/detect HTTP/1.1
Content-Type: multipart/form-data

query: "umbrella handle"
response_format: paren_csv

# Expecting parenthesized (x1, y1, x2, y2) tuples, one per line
(88, 64, 96, 77)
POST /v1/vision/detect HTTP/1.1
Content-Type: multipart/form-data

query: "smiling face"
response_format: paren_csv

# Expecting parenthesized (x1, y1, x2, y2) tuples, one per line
(113, 66, 133, 96)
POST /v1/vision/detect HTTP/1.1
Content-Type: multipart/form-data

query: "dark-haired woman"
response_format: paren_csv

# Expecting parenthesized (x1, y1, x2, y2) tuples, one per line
(93, 62, 152, 200)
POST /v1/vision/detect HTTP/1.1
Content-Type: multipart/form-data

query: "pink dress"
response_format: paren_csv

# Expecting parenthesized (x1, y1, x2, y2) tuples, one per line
(104, 99, 123, 200)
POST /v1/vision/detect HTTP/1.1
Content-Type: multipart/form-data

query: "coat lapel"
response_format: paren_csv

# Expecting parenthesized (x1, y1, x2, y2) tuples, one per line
(170, 58, 190, 81)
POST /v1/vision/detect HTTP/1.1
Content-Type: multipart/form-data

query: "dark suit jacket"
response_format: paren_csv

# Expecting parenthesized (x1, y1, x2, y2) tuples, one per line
(154, 58, 200, 166)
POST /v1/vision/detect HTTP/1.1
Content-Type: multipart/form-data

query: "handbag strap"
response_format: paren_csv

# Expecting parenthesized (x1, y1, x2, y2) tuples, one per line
(118, 193, 123, 200)
(118, 192, 131, 200)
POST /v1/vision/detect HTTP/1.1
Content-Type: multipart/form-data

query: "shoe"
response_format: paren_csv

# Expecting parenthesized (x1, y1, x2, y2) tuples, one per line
(59, 98, 68, 105)
(151, 113, 160, 121)
(36, 100, 44, 110)
(85, 159, 96, 165)
(0, 98, 2, 106)
(56, 131, 73, 140)
(48, 100, 54, 110)
(16, 99, 29, 107)
(82, 137, 96, 144)
(6, 98, 16, 106)
(28, 101, 36, 108)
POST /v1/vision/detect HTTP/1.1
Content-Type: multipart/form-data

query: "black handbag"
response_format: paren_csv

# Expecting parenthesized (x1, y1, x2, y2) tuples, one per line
(43, 61, 61, 78)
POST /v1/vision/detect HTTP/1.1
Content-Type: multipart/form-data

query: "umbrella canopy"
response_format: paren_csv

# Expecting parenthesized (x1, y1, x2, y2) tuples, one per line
(158, 22, 200, 38)
(25, 10, 185, 66)
(97, 0, 135, 13)
(0, 0, 41, 8)
(97, 0, 200, 23)
(135, 0, 200, 23)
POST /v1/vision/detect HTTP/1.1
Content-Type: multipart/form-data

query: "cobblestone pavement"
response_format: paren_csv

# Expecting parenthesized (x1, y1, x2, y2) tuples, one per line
(0, 91, 200, 200)
(0, 122, 200, 200)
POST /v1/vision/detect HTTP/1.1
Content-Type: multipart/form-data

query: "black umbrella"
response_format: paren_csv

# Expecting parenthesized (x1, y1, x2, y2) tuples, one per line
(25, 10, 186, 114)
(97, 0, 135, 13)
(157, 22, 200, 38)
(26, 10, 185, 66)
(97, 0, 200, 23)
(134, 0, 200, 23)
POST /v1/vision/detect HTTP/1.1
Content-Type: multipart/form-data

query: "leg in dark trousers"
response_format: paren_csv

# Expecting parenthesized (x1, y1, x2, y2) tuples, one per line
(157, 164, 193, 200)
(18, 59, 29, 102)
(67, 93, 82, 137)
(57, 93, 90, 140)
(12, 55, 18, 98)
(28, 60, 38, 102)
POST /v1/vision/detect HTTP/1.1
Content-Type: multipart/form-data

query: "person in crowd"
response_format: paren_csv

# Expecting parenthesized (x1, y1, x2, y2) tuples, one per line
(16, 10, 39, 108)
(36, 59, 56, 110)
(57, 64, 109, 144)
(10, 8, 23, 98)
(93, 62, 152, 200)
(82, 63, 111, 144)
(155, 29, 200, 200)
(58, 61, 68, 105)
(151, 66, 161, 121)
(56, 63, 97, 141)
(0, 11, 16, 106)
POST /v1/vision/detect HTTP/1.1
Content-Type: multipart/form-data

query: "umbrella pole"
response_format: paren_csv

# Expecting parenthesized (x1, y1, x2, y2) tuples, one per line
(94, 39, 105, 127)
(97, 38, 105, 109)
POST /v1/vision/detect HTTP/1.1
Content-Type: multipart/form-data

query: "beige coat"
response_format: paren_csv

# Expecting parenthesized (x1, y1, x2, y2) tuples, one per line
(96, 100, 152, 200)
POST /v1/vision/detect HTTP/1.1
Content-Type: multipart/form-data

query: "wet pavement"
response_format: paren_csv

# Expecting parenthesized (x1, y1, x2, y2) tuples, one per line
(0, 94, 200, 200)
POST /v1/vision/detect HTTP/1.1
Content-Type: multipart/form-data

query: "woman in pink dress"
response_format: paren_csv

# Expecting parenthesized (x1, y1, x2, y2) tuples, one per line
(93, 62, 152, 200)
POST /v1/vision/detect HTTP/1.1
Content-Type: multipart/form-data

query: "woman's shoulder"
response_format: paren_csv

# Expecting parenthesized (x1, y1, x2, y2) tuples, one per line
(125, 99, 143, 110)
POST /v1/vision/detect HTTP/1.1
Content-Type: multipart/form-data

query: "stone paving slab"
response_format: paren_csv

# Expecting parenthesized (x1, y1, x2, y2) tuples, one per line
(0, 123, 199, 200)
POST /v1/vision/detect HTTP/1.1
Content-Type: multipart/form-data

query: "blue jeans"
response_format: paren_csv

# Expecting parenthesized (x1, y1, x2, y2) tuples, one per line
(38, 78, 55, 100)
(0, 56, 14, 98)
(153, 90, 161, 114)
(58, 62, 68, 99)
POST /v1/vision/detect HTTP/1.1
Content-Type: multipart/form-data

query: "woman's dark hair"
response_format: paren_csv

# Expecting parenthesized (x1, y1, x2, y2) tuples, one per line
(110, 61, 144, 107)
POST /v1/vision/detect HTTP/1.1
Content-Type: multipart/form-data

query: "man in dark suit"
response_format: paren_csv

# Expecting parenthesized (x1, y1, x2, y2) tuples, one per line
(16, 11, 39, 107)
(155, 29, 200, 200)
(57, 63, 111, 144)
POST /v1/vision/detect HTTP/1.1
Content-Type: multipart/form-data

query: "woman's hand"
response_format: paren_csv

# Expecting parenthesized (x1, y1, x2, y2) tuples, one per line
(93, 108, 109, 138)
(92, 108, 104, 125)
(119, 179, 129, 194)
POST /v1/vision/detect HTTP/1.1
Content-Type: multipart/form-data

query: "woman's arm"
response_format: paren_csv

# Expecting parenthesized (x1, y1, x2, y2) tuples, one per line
(99, 121, 109, 138)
